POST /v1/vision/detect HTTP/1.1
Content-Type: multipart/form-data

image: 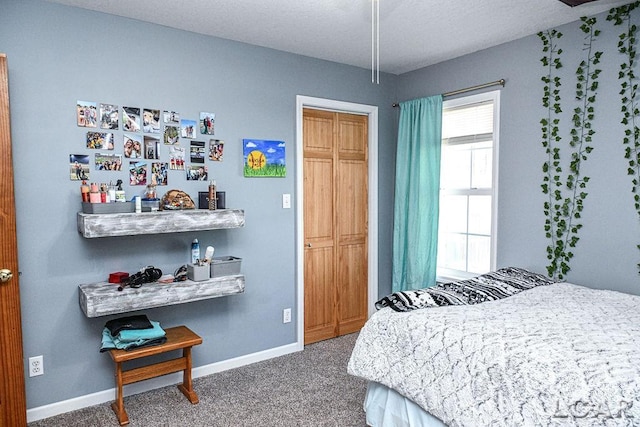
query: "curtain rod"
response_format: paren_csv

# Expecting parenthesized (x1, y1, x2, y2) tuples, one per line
(392, 79, 505, 107)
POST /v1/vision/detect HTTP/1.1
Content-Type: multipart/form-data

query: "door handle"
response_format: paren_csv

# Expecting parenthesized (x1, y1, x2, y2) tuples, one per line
(0, 269, 13, 283)
(305, 243, 312, 248)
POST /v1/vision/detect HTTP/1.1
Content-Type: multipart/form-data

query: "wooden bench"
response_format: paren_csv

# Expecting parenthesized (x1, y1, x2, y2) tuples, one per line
(107, 325, 203, 426)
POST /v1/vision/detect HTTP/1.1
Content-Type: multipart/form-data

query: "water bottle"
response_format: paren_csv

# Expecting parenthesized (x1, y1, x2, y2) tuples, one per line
(191, 239, 200, 264)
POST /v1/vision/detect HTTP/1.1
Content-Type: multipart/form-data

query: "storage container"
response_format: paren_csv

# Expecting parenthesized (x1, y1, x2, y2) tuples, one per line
(187, 263, 210, 281)
(210, 256, 241, 277)
(82, 202, 135, 214)
(141, 198, 160, 212)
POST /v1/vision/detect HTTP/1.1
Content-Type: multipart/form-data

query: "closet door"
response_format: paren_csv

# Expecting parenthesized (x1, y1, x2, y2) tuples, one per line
(303, 108, 368, 345)
(0, 53, 27, 426)
(335, 113, 368, 336)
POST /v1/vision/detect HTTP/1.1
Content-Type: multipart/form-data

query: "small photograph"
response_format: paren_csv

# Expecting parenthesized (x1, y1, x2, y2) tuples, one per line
(200, 112, 215, 135)
(190, 140, 205, 164)
(151, 162, 168, 186)
(129, 161, 147, 186)
(95, 153, 122, 171)
(124, 133, 143, 158)
(180, 119, 196, 139)
(209, 139, 224, 161)
(76, 101, 97, 128)
(187, 164, 208, 181)
(86, 131, 114, 150)
(122, 106, 141, 132)
(163, 110, 180, 124)
(99, 103, 119, 130)
(169, 145, 186, 170)
(69, 154, 90, 180)
(144, 136, 160, 159)
(143, 108, 161, 133)
(164, 125, 179, 145)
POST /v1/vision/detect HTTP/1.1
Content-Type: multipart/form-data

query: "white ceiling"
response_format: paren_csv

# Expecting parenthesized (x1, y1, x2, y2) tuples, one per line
(45, 0, 632, 75)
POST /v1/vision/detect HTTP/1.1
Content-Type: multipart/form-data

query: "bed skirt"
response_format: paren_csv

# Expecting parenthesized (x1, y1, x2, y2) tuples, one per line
(365, 382, 446, 427)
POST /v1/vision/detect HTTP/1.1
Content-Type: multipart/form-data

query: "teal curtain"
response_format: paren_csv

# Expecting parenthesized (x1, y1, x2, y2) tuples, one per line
(392, 95, 443, 292)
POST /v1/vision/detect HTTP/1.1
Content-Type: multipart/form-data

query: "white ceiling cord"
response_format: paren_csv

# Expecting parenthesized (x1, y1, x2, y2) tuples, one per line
(371, 0, 379, 84)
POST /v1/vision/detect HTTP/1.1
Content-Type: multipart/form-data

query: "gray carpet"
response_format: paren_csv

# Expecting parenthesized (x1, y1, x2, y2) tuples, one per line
(28, 333, 367, 426)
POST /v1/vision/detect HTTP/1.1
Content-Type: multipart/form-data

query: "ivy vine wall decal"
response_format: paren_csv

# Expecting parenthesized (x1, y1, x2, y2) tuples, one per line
(607, 1, 640, 273)
(538, 17, 601, 280)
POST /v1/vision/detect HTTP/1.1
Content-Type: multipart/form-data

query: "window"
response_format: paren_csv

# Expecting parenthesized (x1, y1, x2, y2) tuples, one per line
(437, 91, 499, 280)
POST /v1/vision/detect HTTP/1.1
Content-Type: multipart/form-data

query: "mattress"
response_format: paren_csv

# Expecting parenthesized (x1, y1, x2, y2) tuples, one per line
(349, 281, 640, 426)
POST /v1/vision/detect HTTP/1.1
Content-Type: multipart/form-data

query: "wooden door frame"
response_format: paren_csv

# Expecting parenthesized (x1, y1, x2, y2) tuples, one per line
(295, 95, 378, 348)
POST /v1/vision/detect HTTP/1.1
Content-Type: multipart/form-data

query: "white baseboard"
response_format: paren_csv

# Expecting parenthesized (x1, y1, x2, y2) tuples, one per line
(26, 341, 302, 423)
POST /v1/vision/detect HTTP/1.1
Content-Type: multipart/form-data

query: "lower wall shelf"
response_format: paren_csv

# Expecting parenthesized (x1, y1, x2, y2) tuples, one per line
(79, 274, 245, 317)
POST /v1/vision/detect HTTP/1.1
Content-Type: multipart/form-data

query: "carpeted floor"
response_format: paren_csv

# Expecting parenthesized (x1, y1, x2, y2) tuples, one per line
(28, 333, 367, 427)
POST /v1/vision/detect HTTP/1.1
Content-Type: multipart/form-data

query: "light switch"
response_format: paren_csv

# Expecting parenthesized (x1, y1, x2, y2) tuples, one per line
(282, 193, 291, 209)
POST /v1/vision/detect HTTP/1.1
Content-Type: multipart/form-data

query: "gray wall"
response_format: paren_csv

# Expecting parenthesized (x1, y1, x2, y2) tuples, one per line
(397, 9, 640, 295)
(5, 0, 638, 413)
(1, 0, 397, 409)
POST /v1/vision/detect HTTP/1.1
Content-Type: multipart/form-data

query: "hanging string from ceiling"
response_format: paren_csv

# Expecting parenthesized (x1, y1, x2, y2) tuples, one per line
(372, 0, 379, 84)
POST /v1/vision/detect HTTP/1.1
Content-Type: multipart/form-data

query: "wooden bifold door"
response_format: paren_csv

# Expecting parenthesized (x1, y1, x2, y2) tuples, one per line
(303, 108, 368, 345)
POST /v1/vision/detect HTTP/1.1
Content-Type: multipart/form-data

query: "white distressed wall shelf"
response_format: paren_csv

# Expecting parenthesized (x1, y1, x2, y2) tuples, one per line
(77, 209, 245, 238)
(77, 208, 246, 316)
(79, 274, 245, 317)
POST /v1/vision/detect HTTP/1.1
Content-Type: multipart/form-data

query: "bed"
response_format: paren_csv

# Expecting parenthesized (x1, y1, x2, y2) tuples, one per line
(347, 267, 640, 426)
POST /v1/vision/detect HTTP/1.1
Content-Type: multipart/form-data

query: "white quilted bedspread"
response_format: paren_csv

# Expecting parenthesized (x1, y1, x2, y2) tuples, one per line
(347, 283, 640, 426)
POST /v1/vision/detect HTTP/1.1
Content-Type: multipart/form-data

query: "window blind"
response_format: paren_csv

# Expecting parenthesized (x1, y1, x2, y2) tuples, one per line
(442, 100, 494, 145)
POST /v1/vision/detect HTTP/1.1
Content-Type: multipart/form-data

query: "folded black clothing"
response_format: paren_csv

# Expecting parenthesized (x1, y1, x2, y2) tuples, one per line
(105, 314, 153, 336)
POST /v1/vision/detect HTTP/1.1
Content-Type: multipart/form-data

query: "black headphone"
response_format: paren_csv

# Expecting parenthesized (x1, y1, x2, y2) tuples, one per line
(118, 266, 163, 291)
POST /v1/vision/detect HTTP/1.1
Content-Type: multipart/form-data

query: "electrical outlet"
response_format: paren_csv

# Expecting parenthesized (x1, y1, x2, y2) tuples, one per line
(283, 308, 292, 323)
(29, 355, 44, 377)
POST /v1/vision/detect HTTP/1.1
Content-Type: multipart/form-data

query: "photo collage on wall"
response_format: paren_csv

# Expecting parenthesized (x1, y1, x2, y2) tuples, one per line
(71, 101, 224, 187)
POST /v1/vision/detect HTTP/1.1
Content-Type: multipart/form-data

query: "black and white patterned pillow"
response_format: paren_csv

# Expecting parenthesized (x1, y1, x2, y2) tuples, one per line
(375, 267, 557, 312)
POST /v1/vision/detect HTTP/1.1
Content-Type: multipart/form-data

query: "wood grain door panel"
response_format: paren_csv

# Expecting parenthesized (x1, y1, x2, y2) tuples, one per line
(303, 158, 333, 244)
(338, 114, 368, 155)
(335, 114, 368, 337)
(337, 242, 367, 335)
(0, 53, 27, 426)
(303, 246, 336, 344)
(303, 110, 334, 154)
(337, 160, 368, 240)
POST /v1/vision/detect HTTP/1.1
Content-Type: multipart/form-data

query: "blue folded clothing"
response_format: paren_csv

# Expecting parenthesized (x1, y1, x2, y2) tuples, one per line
(100, 320, 166, 352)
